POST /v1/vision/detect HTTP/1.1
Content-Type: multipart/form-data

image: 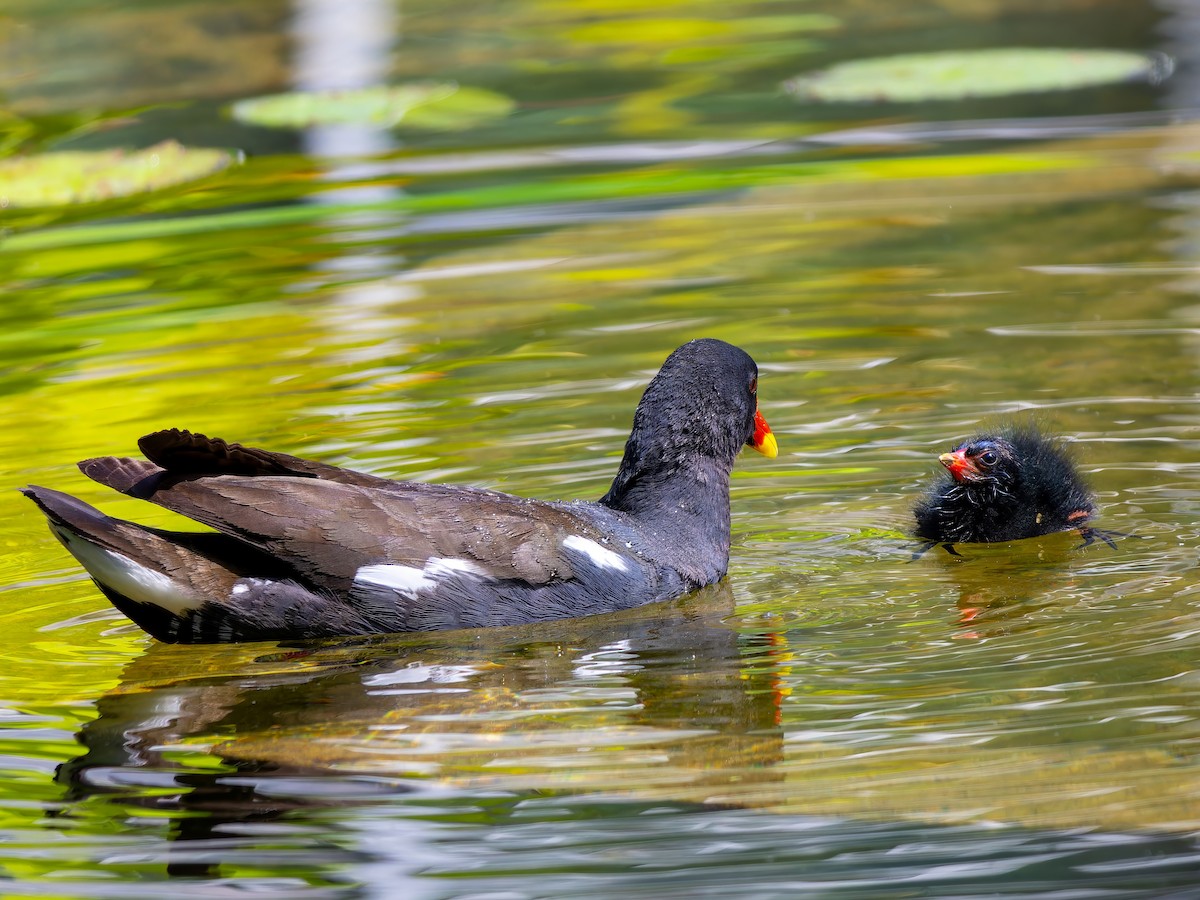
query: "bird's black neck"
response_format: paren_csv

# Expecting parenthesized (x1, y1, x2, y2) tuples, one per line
(600, 454, 733, 582)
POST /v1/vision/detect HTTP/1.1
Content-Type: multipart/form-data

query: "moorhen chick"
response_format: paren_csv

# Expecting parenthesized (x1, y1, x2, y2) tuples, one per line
(24, 339, 777, 643)
(913, 424, 1099, 549)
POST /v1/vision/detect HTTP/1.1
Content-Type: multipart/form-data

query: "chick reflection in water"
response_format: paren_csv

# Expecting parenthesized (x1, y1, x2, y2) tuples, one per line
(921, 533, 1092, 638)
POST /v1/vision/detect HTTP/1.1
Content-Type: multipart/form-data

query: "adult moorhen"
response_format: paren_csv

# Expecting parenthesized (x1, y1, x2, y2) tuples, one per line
(913, 424, 1099, 550)
(24, 339, 777, 643)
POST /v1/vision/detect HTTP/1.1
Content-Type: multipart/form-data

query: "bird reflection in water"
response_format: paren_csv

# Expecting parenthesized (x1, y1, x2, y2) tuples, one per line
(53, 584, 789, 880)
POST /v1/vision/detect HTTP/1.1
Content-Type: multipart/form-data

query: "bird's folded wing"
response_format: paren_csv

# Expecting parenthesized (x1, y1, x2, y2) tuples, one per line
(81, 455, 586, 591)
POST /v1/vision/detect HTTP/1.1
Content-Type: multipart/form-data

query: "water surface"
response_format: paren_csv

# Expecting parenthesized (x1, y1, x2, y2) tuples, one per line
(3, 0, 1200, 895)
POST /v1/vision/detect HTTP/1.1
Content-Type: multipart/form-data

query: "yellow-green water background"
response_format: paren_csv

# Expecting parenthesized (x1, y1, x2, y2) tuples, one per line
(3, 0, 1200, 895)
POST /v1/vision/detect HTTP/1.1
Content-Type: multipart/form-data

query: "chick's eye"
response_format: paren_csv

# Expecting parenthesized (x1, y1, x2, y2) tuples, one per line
(977, 449, 999, 467)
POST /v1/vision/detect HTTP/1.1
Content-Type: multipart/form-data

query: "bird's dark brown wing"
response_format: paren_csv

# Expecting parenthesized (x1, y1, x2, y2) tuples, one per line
(80, 454, 592, 592)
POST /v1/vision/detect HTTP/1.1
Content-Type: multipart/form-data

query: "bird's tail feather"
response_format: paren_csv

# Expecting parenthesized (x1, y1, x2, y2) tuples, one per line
(23, 486, 240, 640)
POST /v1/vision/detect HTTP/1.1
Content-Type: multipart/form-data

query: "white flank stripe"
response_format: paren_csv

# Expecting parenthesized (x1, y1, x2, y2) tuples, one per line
(563, 535, 630, 572)
(355, 564, 435, 595)
(354, 558, 490, 598)
(426, 557, 489, 578)
(231, 578, 277, 597)
(53, 526, 197, 615)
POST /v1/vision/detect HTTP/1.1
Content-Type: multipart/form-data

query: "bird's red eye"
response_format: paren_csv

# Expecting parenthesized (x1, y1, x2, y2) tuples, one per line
(749, 376, 758, 394)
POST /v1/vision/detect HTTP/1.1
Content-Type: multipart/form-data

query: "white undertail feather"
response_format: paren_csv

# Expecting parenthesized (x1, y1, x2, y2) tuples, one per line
(50, 523, 200, 615)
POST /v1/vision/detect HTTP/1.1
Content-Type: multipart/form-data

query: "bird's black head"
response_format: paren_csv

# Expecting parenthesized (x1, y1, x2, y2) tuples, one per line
(915, 425, 1098, 544)
(939, 436, 1022, 490)
(601, 339, 775, 514)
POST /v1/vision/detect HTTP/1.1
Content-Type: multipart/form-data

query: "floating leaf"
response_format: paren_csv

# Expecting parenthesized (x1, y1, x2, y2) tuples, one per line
(785, 48, 1167, 103)
(230, 83, 515, 131)
(0, 140, 236, 208)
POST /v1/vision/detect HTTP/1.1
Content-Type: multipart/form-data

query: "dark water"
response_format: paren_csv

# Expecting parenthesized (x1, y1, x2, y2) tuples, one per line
(4, 0, 1200, 895)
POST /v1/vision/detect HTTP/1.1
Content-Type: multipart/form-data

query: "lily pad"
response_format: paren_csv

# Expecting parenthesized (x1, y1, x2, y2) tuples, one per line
(786, 48, 1167, 104)
(230, 83, 515, 131)
(0, 140, 236, 208)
